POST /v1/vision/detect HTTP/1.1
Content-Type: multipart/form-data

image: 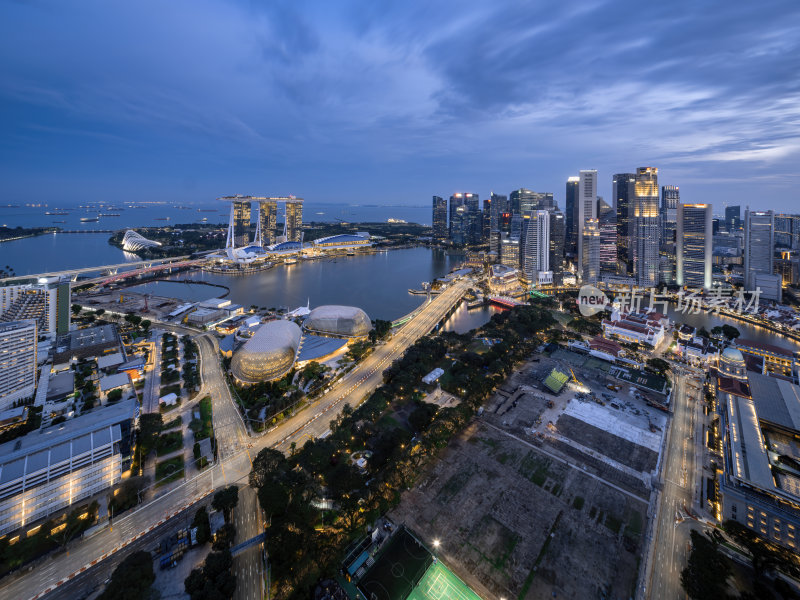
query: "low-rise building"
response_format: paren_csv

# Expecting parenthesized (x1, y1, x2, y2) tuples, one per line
(601, 311, 666, 348)
(0, 399, 136, 536)
(54, 324, 120, 362)
(715, 348, 800, 549)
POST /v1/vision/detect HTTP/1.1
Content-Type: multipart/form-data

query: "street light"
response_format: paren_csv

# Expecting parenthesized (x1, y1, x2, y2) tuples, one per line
(433, 539, 440, 548)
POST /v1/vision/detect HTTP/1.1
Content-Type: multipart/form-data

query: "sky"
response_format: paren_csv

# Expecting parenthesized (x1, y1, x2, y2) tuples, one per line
(1, 0, 799, 212)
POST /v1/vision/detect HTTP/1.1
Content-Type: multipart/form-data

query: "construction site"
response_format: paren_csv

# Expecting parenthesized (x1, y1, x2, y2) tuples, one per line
(391, 346, 668, 600)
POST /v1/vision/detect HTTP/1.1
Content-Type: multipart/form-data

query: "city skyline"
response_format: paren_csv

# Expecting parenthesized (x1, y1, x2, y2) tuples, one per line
(2, 1, 800, 209)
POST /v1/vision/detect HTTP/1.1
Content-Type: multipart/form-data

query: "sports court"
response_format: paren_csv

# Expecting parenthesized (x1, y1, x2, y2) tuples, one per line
(357, 526, 482, 600)
(407, 561, 483, 600)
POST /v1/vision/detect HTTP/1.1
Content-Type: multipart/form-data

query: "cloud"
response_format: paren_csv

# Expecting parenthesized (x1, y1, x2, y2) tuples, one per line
(0, 0, 799, 208)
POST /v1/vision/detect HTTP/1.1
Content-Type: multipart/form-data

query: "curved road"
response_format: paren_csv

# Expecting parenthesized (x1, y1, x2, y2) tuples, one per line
(3, 279, 469, 600)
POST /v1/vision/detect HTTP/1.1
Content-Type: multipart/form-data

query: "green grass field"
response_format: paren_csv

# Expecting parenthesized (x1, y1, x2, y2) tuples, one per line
(407, 562, 483, 600)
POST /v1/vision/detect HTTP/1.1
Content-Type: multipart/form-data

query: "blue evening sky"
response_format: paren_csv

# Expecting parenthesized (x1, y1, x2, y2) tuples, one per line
(1, 0, 799, 212)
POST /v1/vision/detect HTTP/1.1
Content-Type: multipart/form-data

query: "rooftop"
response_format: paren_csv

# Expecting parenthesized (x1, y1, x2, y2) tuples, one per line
(749, 373, 800, 432)
(737, 338, 797, 358)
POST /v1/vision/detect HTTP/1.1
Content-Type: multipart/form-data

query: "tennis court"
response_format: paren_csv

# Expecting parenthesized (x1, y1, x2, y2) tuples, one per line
(407, 561, 483, 600)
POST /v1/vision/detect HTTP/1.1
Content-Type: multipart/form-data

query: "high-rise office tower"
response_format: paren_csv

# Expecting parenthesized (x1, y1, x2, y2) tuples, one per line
(0, 278, 61, 334)
(549, 210, 565, 278)
(582, 218, 600, 283)
(500, 234, 520, 269)
(432, 196, 448, 242)
(285, 198, 303, 243)
(511, 189, 554, 213)
(613, 173, 636, 276)
(482, 197, 492, 242)
(660, 185, 680, 284)
(661, 186, 680, 244)
(577, 170, 598, 280)
(0, 320, 37, 412)
(449, 193, 479, 245)
(510, 213, 523, 240)
(725, 205, 741, 232)
(599, 213, 617, 274)
(450, 204, 469, 245)
(775, 214, 799, 249)
(676, 203, 713, 289)
(633, 167, 660, 287)
(565, 176, 580, 257)
(744, 209, 775, 290)
(488, 193, 508, 258)
(233, 200, 251, 246)
(521, 211, 551, 285)
(257, 199, 278, 246)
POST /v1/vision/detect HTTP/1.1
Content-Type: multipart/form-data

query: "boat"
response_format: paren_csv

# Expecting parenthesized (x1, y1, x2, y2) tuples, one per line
(80, 217, 99, 222)
(284, 258, 298, 265)
(154, 217, 170, 221)
(200, 217, 208, 222)
(45, 211, 68, 215)
(99, 213, 120, 217)
(316, 212, 325, 215)
(52, 220, 67, 223)
(197, 209, 217, 212)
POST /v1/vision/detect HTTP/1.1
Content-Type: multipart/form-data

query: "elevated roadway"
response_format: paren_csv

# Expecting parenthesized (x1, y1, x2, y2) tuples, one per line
(4, 279, 469, 600)
(0, 256, 194, 285)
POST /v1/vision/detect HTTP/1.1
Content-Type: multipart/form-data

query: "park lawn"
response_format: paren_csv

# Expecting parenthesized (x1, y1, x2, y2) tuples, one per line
(196, 396, 213, 440)
(156, 431, 184, 456)
(155, 456, 185, 486)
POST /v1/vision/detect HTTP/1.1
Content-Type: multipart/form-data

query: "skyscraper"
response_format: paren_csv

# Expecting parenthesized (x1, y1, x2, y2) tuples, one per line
(482, 197, 492, 242)
(488, 193, 509, 258)
(0, 320, 37, 412)
(285, 198, 303, 243)
(233, 200, 251, 246)
(660, 185, 680, 285)
(582, 218, 600, 284)
(449, 193, 479, 245)
(613, 173, 636, 276)
(500, 235, 520, 269)
(633, 167, 660, 287)
(577, 170, 598, 280)
(257, 199, 278, 246)
(549, 210, 565, 279)
(599, 213, 617, 275)
(432, 196, 447, 242)
(744, 209, 775, 290)
(511, 189, 554, 213)
(565, 176, 579, 257)
(521, 211, 551, 285)
(725, 205, 741, 232)
(676, 203, 713, 289)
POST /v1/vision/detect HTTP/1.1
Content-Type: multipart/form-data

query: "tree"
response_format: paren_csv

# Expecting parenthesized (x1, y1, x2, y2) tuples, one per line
(71, 304, 82, 316)
(212, 486, 239, 522)
(98, 550, 154, 600)
(212, 523, 236, 551)
(646, 358, 670, 376)
(192, 506, 211, 545)
(95, 308, 105, 316)
(141, 319, 152, 331)
(681, 530, 731, 599)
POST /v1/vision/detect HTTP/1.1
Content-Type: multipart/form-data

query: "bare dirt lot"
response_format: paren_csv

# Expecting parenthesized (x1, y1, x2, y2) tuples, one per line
(390, 419, 648, 600)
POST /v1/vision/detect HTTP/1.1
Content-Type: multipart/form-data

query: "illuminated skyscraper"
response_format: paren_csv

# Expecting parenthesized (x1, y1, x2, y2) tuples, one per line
(613, 173, 636, 276)
(521, 211, 551, 285)
(233, 200, 251, 246)
(744, 209, 774, 290)
(577, 170, 597, 281)
(633, 167, 660, 287)
(582, 218, 600, 284)
(488, 193, 509, 258)
(660, 185, 680, 284)
(565, 176, 579, 257)
(549, 210, 565, 278)
(725, 205, 741, 232)
(257, 199, 278, 246)
(432, 196, 447, 242)
(285, 198, 303, 243)
(677, 203, 712, 289)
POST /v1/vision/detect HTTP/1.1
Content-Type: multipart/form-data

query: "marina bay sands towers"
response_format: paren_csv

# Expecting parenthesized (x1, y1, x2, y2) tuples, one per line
(220, 195, 304, 249)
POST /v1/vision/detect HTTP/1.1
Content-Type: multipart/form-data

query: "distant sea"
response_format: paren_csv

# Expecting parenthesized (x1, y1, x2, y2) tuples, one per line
(0, 200, 431, 231)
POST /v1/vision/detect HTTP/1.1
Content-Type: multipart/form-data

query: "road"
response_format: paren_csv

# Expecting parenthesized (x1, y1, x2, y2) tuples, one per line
(6, 279, 469, 600)
(143, 329, 162, 413)
(0, 255, 192, 284)
(647, 365, 704, 599)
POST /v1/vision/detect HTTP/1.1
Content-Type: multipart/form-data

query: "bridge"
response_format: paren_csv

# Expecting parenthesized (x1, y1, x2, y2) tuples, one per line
(0, 255, 196, 286)
(489, 295, 525, 308)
